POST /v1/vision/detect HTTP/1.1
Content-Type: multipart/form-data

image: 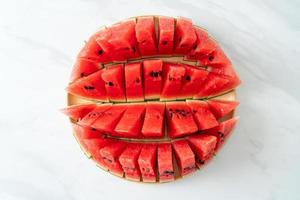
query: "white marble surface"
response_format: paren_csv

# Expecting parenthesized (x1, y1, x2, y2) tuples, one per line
(0, 0, 299, 199)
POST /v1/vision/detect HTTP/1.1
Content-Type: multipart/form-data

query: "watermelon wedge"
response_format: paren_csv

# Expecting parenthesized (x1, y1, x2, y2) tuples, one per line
(124, 62, 144, 102)
(174, 17, 197, 54)
(187, 134, 217, 166)
(141, 102, 165, 138)
(101, 64, 126, 102)
(135, 16, 157, 56)
(114, 103, 145, 138)
(199, 47, 230, 67)
(78, 104, 112, 127)
(207, 99, 239, 119)
(138, 144, 157, 182)
(67, 70, 107, 101)
(119, 143, 143, 181)
(143, 59, 163, 99)
(157, 143, 174, 182)
(61, 104, 96, 121)
(166, 102, 198, 138)
(160, 63, 186, 101)
(186, 100, 219, 130)
(100, 141, 127, 177)
(70, 58, 101, 82)
(158, 16, 175, 55)
(172, 140, 196, 176)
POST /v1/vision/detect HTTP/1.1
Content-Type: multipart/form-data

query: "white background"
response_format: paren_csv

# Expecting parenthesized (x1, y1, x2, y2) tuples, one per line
(0, 0, 299, 199)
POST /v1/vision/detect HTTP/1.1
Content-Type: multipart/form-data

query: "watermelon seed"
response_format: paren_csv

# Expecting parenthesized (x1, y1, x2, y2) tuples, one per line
(84, 86, 95, 90)
(162, 40, 168, 45)
(136, 78, 140, 83)
(98, 50, 103, 55)
(185, 76, 191, 81)
(208, 55, 214, 61)
(199, 160, 205, 165)
(162, 170, 174, 175)
(106, 82, 114, 86)
(80, 72, 85, 77)
(132, 46, 136, 53)
(91, 128, 97, 131)
(193, 44, 197, 50)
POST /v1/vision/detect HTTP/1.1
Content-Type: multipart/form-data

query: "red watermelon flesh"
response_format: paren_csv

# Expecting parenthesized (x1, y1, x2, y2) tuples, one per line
(97, 19, 138, 61)
(67, 70, 107, 101)
(141, 102, 165, 138)
(100, 141, 127, 177)
(61, 104, 96, 121)
(207, 100, 239, 119)
(70, 58, 100, 83)
(101, 64, 126, 102)
(186, 100, 219, 130)
(158, 16, 174, 55)
(135, 16, 157, 56)
(199, 47, 230, 67)
(78, 104, 112, 127)
(91, 104, 127, 135)
(160, 63, 186, 101)
(166, 102, 198, 138)
(177, 65, 209, 99)
(114, 103, 145, 138)
(143, 59, 163, 99)
(138, 144, 157, 182)
(174, 17, 197, 54)
(119, 143, 143, 181)
(72, 123, 102, 140)
(187, 134, 217, 165)
(172, 140, 196, 176)
(157, 143, 174, 182)
(125, 62, 144, 102)
(77, 28, 112, 63)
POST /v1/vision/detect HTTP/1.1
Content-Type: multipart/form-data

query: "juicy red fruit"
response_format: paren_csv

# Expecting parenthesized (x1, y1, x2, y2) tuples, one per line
(143, 59, 163, 99)
(157, 143, 174, 182)
(158, 16, 174, 55)
(124, 62, 144, 102)
(138, 144, 157, 182)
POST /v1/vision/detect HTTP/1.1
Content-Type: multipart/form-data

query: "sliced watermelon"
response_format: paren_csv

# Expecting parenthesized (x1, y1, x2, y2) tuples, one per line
(72, 123, 102, 140)
(166, 102, 198, 138)
(92, 104, 127, 135)
(101, 64, 126, 102)
(157, 143, 174, 182)
(199, 47, 230, 67)
(177, 65, 209, 99)
(124, 62, 144, 102)
(174, 17, 197, 54)
(186, 100, 219, 130)
(70, 58, 100, 82)
(138, 144, 157, 182)
(114, 103, 145, 138)
(78, 104, 112, 127)
(135, 16, 157, 56)
(67, 70, 107, 101)
(203, 117, 238, 151)
(119, 143, 143, 181)
(77, 28, 112, 63)
(141, 102, 165, 138)
(172, 140, 196, 176)
(100, 141, 127, 177)
(61, 104, 96, 121)
(158, 16, 175, 55)
(207, 99, 239, 119)
(96, 19, 139, 61)
(187, 134, 217, 166)
(160, 63, 186, 101)
(143, 59, 163, 99)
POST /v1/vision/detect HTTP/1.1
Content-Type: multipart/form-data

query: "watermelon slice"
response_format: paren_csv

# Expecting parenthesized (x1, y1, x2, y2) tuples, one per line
(114, 103, 145, 138)
(174, 17, 197, 54)
(166, 102, 198, 138)
(160, 63, 186, 101)
(70, 58, 101, 82)
(207, 99, 239, 119)
(141, 102, 165, 138)
(124, 62, 144, 102)
(119, 143, 143, 181)
(177, 65, 209, 99)
(158, 16, 175, 55)
(199, 47, 230, 67)
(186, 100, 219, 130)
(143, 59, 163, 99)
(67, 70, 107, 101)
(91, 104, 127, 135)
(172, 140, 196, 176)
(100, 141, 127, 177)
(157, 143, 174, 182)
(135, 16, 157, 56)
(187, 134, 217, 166)
(138, 144, 157, 182)
(96, 19, 139, 61)
(101, 64, 126, 102)
(61, 104, 96, 121)
(78, 104, 112, 127)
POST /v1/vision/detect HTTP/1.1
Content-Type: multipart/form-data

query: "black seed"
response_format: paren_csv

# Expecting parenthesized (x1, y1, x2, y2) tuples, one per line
(185, 76, 191, 81)
(199, 160, 205, 165)
(80, 72, 85, 77)
(132, 46, 136, 53)
(193, 44, 197, 50)
(208, 55, 214, 61)
(153, 72, 159, 77)
(91, 128, 97, 131)
(98, 50, 103, 55)
(106, 81, 114, 86)
(149, 71, 154, 77)
(136, 78, 140, 83)
(84, 85, 95, 90)
(162, 40, 168, 45)
(162, 170, 174, 175)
